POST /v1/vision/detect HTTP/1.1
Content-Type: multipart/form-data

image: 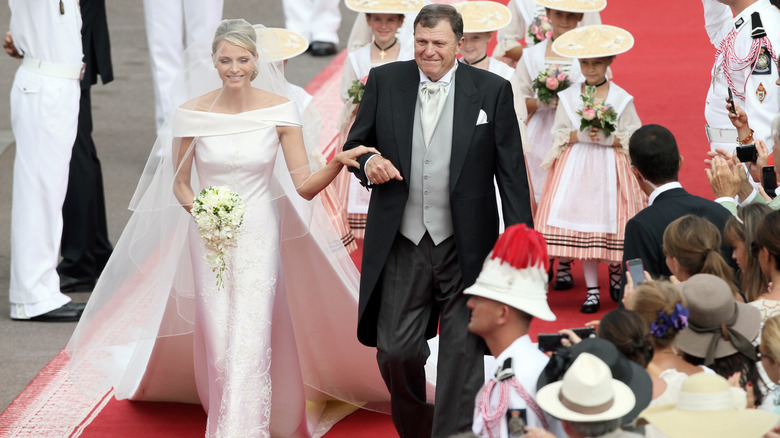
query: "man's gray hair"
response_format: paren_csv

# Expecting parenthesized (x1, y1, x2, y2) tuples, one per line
(565, 418, 621, 437)
(771, 113, 780, 146)
(413, 4, 464, 41)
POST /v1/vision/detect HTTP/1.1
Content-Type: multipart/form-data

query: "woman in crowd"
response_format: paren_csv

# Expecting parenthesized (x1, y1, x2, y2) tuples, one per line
(676, 273, 765, 407)
(663, 214, 742, 301)
(534, 25, 644, 313)
(336, 0, 419, 240)
(724, 204, 772, 303)
(751, 210, 780, 324)
(759, 314, 780, 419)
(67, 20, 390, 437)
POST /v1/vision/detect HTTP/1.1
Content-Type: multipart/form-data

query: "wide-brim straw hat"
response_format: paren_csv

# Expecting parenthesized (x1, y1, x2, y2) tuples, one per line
(464, 224, 556, 321)
(675, 273, 760, 361)
(537, 353, 636, 422)
(552, 24, 634, 58)
(638, 373, 779, 438)
(453, 1, 512, 33)
(536, 0, 606, 13)
(345, 0, 424, 14)
(255, 28, 309, 62)
(537, 338, 652, 425)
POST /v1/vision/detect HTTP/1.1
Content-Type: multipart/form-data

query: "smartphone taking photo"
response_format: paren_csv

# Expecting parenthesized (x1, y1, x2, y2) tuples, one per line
(727, 87, 737, 115)
(763, 166, 778, 198)
(626, 258, 645, 288)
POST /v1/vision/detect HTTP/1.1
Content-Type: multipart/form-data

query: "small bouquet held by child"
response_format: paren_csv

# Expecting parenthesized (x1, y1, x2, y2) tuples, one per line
(347, 75, 369, 104)
(577, 85, 618, 137)
(532, 65, 571, 106)
(191, 186, 246, 289)
(527, 15, 553, 44)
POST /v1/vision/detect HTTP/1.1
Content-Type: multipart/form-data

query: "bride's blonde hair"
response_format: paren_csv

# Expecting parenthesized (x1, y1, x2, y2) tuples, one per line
(212, 19, 259, 80)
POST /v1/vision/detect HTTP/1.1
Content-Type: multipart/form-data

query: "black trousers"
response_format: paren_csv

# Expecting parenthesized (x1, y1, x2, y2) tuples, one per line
(58, 89, 112, 280)
(376, 233, 485, 438)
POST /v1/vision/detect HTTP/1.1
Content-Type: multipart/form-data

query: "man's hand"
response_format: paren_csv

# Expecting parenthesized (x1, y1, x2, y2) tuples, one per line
(365, 154, 402, 185)
(4, 32, 21, 59)
(706, 155, 742, 198)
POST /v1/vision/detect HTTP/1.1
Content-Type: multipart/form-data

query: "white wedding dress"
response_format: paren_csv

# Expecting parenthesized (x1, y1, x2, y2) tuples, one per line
(67, 100, 392, 438)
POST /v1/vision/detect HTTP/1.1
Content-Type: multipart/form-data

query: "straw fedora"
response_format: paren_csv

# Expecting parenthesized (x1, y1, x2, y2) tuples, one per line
(464, 224, 556, 321)
(552, 24, 634, 59)
(255, 28, 309, 62)
(453, 1, 512, 33)
(536, 0, 606, 13)
(345, 0, 424, 14)
(536, 353, 636, 422)
(537, 338, 652, 425)
(675, 274, 760, 364)
(638, 373, 778, 438)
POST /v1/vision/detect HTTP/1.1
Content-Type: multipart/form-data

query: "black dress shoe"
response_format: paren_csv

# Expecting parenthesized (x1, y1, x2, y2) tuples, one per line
(60, 275, 96, 292)
(309, 41, 337, 57)
(28, 302, 86, 322)
(580, 289, 600, 314)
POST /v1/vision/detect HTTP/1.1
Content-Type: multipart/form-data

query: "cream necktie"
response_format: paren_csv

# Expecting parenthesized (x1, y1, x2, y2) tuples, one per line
(419, 80, 448, 148)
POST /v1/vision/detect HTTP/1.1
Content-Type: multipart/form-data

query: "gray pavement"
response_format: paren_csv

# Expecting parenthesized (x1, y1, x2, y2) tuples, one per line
(0, 0, 357, 413)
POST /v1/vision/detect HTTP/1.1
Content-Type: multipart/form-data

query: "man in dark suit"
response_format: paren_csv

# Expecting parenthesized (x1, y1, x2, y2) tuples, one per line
(621, 124, 732, 298)
(58, 0, 114, 292)
(343, 4, 533, 437)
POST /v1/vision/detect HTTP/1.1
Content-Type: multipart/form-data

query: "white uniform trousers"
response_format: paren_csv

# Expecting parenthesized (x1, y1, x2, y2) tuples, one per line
(143, 0, 224, 134)
(283, 0, 341, 44)
(9, 67, 80, 317)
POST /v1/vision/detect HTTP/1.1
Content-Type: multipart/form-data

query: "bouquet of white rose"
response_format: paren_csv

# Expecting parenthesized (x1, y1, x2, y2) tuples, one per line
(191, 186, 246, 289)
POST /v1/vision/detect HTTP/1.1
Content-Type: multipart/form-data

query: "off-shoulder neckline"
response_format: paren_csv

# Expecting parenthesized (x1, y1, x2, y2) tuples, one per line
(177, 100, 294, 116)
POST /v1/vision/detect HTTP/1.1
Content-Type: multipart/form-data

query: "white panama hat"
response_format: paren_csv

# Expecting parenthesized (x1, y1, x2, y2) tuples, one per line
(345, 0, 424, 14)
(536, 353, 636, 422)
(535, 0, 606, 13)
(552, 24, 634, 59)
(453, 1, 512, 33)
(464, 224, 556, 321)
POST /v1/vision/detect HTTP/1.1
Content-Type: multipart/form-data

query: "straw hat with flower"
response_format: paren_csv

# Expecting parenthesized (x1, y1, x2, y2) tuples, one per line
(344, 0, 424, 14)
(552, 24, 634, 59)
(638, 373, 778, 438)
(453, 1, 512, 33)
(255, 28, 309, 62)
(535, 0, 606, 13)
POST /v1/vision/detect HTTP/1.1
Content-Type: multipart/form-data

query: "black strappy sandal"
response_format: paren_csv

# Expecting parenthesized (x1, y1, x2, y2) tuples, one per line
(553, 260, 573, 290)
(581, 287, 600, 314)
(608, 263, 622, 302)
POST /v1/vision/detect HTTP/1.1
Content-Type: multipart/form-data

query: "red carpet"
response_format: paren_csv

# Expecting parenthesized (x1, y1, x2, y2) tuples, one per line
(1, 1, 718, 436)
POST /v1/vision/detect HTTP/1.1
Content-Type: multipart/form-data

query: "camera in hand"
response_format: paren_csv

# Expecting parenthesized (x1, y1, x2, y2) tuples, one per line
(507, 409, 527, 437)
(736, 144, 757, 162)
(537, 327, 596, 352)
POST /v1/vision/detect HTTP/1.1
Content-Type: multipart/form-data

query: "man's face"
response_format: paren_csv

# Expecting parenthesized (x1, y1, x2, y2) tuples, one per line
(414, 20, 464, 82)
(466, 295, 501, 337)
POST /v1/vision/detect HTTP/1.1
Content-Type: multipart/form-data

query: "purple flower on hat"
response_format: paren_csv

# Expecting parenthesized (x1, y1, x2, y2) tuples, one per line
(671, 303, 689, 330)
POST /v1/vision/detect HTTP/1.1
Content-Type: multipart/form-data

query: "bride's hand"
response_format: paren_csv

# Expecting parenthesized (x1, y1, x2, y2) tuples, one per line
(334, 146, 380, 168)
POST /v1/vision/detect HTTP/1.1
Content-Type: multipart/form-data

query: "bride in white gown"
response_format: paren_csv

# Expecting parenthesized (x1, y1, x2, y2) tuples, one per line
(66, 20, 392, 437)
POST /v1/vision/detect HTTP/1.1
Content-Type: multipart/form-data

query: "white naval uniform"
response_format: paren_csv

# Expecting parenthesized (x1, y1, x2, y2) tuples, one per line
(283, 0, 341, 45)
(702, 0, 780, 152)
(472, 335, 565, 438)
(143, 0, 224, 134)
(9, 0, 83, 318)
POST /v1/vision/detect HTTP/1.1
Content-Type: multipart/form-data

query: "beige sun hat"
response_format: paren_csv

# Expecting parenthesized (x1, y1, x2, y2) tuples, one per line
(536, 353, 636, 422)
(535, 0, 607, 13)
(345, 0, 424, 14)
(638, 373, 779, 438)
(255, 28, 309, 62)
(464, 224, 556, 321)
(552, 24, 634, 59)
(453, 1, 512, 33)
